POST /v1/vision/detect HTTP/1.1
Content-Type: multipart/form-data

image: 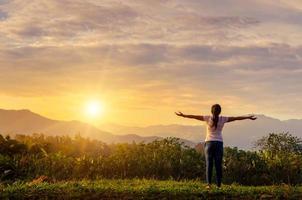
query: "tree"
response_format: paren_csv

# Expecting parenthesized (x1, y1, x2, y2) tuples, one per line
(255, 132, 302, 185)
(255, 132, 302, 155)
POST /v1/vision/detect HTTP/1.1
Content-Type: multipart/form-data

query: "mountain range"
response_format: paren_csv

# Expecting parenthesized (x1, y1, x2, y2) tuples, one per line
(0, 109, 194, 146)
(102, 115, 302, 149)
(0, 109, 301, 149)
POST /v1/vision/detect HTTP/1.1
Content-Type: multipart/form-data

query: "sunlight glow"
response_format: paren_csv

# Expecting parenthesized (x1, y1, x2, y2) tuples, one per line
(85, 100, 104, 118)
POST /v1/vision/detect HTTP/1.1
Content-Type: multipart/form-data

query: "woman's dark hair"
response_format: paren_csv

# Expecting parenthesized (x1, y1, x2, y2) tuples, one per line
(211, 104, 221, 129)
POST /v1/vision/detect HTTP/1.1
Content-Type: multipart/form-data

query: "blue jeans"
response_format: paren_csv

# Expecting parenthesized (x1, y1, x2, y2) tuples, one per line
(204, 141, 223, 187)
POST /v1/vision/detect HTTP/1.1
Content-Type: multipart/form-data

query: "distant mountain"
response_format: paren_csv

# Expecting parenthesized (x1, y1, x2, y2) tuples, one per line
(1, 109, 301, 149)
(0, 109, 195, 146)
(102, 115, 302, 149)
(0, 109, 113, 141)
(101, 123, 203, 142)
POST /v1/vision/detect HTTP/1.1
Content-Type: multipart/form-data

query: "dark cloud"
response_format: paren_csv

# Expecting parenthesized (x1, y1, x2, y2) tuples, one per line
(0, 10, 7, 21)
(176, 0, 302, 25)
(0, 0, 138, 41)
(2, 43, 302, 70)
(174, 15, 259, 29)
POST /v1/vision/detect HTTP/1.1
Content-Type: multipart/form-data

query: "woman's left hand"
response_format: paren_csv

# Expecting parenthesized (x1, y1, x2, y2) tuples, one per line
(249, 115, 257, 120)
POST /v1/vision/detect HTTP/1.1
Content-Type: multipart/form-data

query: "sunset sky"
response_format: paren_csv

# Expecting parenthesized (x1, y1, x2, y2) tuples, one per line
(1, 0, 302, 126)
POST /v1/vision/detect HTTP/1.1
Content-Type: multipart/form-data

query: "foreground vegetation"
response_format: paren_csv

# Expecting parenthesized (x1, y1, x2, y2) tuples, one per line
(1, 179, 302, 200)
(0, 132, 302, 199)
(1, 132, 302, 185)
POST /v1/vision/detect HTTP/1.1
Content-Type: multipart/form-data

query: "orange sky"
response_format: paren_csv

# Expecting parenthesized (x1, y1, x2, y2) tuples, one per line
(1, 0, 302, 126)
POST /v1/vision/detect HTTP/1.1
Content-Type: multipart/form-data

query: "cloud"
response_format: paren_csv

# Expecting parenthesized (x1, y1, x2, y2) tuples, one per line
(0, 0, 301, 48)
(0, 0, 138, 47)
(0, 0, 302, 123)
(0, 43, 301, 104)
(0, 0, 263, 47)
(0, 10, 6, 21)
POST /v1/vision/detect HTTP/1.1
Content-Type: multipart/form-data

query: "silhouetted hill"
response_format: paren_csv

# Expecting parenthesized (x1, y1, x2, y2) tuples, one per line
(0, 109, 195, 146)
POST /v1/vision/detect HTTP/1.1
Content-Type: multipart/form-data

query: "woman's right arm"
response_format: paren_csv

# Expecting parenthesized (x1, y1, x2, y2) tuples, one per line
(227, 115, 257, 122)
(175, 111, 205, 121)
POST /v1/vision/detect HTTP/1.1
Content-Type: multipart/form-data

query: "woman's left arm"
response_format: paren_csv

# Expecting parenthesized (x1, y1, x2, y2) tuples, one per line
(227, 115, 257, 123)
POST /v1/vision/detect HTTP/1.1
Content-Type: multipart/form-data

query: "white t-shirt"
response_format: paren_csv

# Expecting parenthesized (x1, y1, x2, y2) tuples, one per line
(203, 115, 229, 142)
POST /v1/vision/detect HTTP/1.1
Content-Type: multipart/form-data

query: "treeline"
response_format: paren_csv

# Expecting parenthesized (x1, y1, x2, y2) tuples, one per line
(0, 132, 301, 185)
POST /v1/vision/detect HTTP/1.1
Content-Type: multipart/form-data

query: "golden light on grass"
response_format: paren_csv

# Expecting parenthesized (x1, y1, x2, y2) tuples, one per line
(85, 100, 105, 118)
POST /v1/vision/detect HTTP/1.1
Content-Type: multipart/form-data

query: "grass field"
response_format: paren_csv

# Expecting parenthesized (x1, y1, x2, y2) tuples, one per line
(0, 179, 301, 200)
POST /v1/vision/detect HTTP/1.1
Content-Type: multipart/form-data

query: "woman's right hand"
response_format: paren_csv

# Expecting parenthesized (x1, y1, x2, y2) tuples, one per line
(175, 111, 184, 117)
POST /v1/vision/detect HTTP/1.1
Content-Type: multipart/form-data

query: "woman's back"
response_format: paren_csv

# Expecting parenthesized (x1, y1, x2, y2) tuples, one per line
(204, 116, 228, 142)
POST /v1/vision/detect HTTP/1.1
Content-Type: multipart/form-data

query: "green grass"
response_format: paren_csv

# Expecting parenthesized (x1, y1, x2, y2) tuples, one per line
(0, 179, 301, 200)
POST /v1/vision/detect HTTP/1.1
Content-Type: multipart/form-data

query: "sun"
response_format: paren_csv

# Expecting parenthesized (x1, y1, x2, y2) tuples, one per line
(85, 100, 104, 118)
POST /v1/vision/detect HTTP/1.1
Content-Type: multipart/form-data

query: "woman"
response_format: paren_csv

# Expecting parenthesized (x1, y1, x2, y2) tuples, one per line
(175, 104, 257, 188)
